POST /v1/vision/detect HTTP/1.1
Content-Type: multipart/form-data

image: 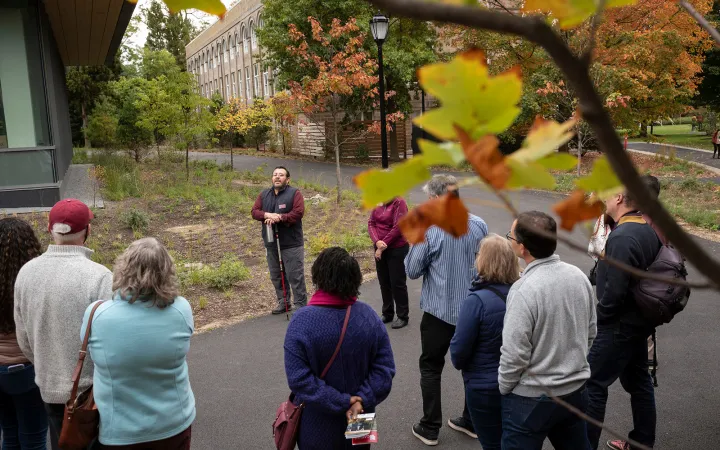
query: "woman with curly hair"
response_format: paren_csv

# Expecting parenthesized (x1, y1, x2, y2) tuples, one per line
(284, 247, 396, 449)
(0, 217, 48, 449)
(81, 237, 195, 449)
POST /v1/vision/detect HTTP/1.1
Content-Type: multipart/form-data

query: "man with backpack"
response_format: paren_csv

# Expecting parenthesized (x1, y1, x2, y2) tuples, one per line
(586, 186, 666, 450)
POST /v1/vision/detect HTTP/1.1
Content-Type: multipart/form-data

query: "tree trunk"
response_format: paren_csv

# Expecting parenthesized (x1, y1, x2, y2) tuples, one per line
(389, 125, 399, 162)
(639, 120, 648, 138)
(82, 102, 90, 149)
(281, 128, 287, 155)
(333, 115, 342, 204)
(186, 146, 189, 180)
(650, 122, 655, 135)
(230, 137, 234, 170)
(577, 128, 583, 177)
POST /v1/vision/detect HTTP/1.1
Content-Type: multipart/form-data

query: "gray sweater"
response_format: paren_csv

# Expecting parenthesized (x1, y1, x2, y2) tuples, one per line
(14, 245, 113, 404)
(499, 255, 597, 397)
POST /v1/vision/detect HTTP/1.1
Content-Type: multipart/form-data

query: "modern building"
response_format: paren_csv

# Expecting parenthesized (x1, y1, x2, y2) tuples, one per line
(0, 0, 135, 208)
(185, 0, 271, 105)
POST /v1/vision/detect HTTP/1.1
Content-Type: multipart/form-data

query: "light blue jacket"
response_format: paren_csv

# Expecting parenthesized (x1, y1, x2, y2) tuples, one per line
(81, 294, 195, 445)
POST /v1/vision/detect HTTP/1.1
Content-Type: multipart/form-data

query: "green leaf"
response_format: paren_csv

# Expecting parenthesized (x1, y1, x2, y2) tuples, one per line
(419, 140, 466, 167)
(523, 0, 636, 30)
(536, 153, 578, 170)
(414, 50, 522, 141)
(575, 156, 623, 198)
(154, 0, 226, 16)
(506, 159, 557, 189)
(509, 117, 577, 164)
(354, 158, 432, 208)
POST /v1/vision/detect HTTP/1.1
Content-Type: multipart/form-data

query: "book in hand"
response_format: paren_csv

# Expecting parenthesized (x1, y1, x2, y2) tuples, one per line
(345, 413, 379, 445)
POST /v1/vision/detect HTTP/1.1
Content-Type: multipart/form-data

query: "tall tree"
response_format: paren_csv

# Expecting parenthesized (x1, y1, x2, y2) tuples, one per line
(144, 0, 166, 51)
(258, 0, 437, 161)
(66, 64, 121, 148)
(696, 0, 720, 112)
(143, 0, 195, 69)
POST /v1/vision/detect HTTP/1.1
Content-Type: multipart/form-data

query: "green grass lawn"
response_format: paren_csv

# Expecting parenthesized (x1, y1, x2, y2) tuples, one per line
(630, 124, 716, 151)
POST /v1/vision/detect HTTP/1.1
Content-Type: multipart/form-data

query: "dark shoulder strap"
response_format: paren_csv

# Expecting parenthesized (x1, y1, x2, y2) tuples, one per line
(68, 300, 105, 407)
(320, 305, 352, 380)
(483, 286, 508, 303)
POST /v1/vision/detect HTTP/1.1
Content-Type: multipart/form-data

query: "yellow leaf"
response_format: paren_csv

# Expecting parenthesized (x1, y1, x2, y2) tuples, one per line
(353, 158, 431, 209)
(523, 0, 636, 29)
(509, 116, 577, 164)
(553, 190, 604, 231)
(506, 159, 557, 189)
(575, 156, 623, 199)
(418, 140, 466, 167)
(399, 192, 469, 244)
(536, 153, 578, 170)
(151, 0, 226, 16)
(414, 50, 522, 141)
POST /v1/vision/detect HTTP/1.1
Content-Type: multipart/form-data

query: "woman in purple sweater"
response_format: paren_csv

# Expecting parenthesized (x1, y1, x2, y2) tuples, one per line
(284, 247, 396, 449)
(368, 197, 409, 329)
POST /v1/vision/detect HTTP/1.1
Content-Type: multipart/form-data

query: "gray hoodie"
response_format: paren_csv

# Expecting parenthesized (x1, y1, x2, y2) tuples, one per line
(499, 255, 597, 397)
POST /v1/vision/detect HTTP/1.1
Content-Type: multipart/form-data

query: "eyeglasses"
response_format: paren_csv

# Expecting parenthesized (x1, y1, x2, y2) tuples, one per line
(505, 231, 517, 243)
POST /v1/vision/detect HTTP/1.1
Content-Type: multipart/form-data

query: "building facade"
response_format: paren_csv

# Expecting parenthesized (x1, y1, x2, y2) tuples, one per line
(185, 0, 271, 105)
(0, 0, 134, 208)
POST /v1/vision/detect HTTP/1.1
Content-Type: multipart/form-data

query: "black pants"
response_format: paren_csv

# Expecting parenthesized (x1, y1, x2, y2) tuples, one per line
(714, 143, 719, 158)
(376, 244, 409, 320)
(419, 312, 471, 431)
(44, 402, 64, 450)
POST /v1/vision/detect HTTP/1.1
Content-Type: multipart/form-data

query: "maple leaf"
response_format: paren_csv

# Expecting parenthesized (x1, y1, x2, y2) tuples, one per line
(399, 192, 469, 244)
(353, 158, 431, 209)
(575, 156, 623, 199)
(553, 190, 604, 231)
(455, 126, 510, 190)
(523, 0, 636, 29)
(414, 50, 522, 141)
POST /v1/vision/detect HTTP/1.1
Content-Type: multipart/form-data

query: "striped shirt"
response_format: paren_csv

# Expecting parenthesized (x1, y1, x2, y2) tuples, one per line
(405, 214, 489, 326)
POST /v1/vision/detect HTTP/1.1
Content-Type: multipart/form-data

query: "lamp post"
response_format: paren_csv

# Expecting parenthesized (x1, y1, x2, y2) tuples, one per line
(370, 13, 389, 169)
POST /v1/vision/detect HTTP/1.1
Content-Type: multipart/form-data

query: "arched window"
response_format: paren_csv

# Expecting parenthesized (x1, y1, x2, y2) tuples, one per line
(250, 21, 257, 50)
(242, 26, 249, 53)
(222, 39, 227, 62)
(234, 33, 239, 57)
(227, 35, 232, 61)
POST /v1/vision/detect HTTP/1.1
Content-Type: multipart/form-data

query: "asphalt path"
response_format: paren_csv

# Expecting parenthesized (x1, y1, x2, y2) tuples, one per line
(187, 154, 720, 449)
(627, 142, 720, 173)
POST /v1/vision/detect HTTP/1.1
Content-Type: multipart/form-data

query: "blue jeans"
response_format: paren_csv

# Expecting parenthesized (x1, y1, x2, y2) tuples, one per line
(501, 387, 590, 450)
(586, 325, 655, 449)
(0, 363, 48, 450)
(465, 386, 502, 450)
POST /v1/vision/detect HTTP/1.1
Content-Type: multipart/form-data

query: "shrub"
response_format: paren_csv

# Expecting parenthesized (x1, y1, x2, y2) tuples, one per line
(355, 144, 370, 162)
(120, 208, 149, 233)
(308, 233, 332, 256)
(182, 256, 250, 290)
(340, 232, 372, 256)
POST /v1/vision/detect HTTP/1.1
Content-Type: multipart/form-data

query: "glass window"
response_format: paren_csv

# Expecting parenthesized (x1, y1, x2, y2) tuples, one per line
(0, 150, 54, 186)
(231, 73, 236, 97)
(250, 23, 257, 50)
(245, 67, 251, 99)
(0, 6, 50, 149)
(225, 75, 229, 98)
(263, 67, 269, 97)
(243, 27, 249, 53)
(253, 64, 259, 98)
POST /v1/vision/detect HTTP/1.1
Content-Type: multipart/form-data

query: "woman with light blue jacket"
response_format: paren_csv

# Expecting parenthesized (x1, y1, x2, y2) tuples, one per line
(81, 237, 195, 449)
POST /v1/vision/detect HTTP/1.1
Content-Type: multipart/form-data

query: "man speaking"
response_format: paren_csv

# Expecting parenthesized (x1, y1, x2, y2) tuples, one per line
(251, 166, 308, 314)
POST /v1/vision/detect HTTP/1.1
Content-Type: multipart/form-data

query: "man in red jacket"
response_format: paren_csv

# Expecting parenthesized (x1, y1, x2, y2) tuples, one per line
(251, 167, 307, 314)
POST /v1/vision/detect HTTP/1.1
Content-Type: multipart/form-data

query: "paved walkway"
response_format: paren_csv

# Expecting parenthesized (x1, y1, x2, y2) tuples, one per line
(187, 155, 720, 449)
(627, 142, 720, 173)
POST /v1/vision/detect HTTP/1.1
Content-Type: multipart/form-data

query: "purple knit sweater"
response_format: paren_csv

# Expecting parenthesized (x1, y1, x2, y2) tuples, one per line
(284, 301, 395, 450)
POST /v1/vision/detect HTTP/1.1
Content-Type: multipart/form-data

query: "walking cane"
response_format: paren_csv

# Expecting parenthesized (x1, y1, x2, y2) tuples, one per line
(274, 223, 290, 321)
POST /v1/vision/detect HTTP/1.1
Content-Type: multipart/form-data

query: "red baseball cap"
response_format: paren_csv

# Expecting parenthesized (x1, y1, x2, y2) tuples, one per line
(48, 199, 94, 234)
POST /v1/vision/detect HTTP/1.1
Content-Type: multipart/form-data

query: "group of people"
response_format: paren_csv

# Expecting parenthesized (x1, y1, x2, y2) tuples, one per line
(1, 200, 196, 449)
(0, 167, 668, 450)
(281, 173, 667, 450)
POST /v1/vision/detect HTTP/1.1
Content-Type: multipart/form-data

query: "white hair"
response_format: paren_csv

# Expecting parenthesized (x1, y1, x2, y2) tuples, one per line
(52, 230, 86, 244)
(423, 174, 458, 197)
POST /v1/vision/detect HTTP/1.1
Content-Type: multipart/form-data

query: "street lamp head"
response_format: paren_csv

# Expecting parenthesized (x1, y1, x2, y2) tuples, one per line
(369, 14, 389, 43)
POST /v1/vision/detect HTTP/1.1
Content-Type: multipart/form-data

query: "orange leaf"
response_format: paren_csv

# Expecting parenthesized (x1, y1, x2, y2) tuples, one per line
(552, 190, 604, 231)
(399, 192, 469, 244)
(455, 126, 510, 189)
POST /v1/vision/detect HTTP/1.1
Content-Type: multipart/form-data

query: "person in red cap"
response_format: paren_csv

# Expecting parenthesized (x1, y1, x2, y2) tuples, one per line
(13, 198, 113, 450)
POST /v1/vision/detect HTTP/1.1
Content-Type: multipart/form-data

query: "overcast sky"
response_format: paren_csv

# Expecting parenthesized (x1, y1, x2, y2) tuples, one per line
(126, 0, 236, 50)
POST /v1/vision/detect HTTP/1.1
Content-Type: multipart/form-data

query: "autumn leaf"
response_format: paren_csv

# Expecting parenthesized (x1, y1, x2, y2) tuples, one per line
(553, 190, 604, 231)
(149, 0, 226, 16)
(353, 158, 431, 209)
(536, 153, 578, 170)
(414, 50, 522, 140)
(418, 140, 466, 167)
(506, 159, 557, 190)
(575, 156, 623, 199)
(523, 0, 636, 29)
(455, 126, 510, 189)
(399, 192, 469, 244)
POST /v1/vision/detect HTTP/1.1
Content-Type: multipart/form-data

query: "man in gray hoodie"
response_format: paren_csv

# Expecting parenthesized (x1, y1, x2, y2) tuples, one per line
(499, 211, 597, 450)
(14, 199, 113, 450)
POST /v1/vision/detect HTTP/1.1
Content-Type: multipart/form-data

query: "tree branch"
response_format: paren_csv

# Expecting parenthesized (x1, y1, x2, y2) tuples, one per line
(365, 0, 720, 291)
(678, 0, 720, 46)
(582, 0, 608, 65)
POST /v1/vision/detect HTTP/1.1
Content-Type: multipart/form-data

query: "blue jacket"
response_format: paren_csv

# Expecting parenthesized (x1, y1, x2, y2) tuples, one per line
(284, 301, 395, 449)
(450, 279, 510, 391)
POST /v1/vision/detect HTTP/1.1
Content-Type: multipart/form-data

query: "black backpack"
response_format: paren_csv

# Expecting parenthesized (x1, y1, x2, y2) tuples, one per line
(632, 244, 691, 327)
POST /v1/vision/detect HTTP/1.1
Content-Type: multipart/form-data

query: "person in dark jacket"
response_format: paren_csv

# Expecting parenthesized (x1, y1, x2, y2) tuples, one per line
(251, 166, 307, 314)
(450, 234, 519, 450)
(586, 188, 662, 450)
(284, 247, 396, 450)
(368, 197, 410, 329)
